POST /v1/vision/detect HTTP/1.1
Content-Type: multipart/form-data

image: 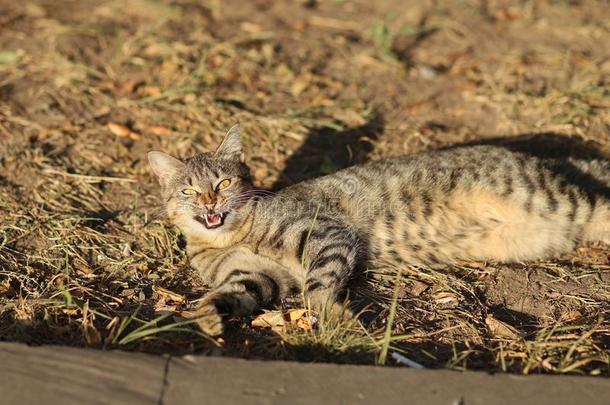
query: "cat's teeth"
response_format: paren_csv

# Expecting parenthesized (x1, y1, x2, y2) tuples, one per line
(204, 213, 223, 227)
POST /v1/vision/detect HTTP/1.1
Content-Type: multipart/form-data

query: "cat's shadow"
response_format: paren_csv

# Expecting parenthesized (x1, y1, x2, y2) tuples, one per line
(271, 113, 384, 190)
(275, 127, 608, 190)
(458, 132, 609, 161)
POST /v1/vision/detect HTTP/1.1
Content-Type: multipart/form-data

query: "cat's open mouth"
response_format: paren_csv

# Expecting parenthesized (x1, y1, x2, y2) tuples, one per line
(195, 213, 226, 229)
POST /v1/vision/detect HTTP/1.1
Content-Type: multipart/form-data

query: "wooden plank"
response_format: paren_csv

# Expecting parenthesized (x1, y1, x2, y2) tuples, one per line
(0, 343, 167, 405)
(2, 342, 610, 405)
(165, 355, 610, 405)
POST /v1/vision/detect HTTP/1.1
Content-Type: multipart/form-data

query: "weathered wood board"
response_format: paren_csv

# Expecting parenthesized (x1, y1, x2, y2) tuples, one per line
(0, 342, 167, 405)
(1, 342, 609, 405)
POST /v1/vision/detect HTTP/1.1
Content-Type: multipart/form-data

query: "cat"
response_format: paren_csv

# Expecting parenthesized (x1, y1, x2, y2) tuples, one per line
(148, 124, 610, 336)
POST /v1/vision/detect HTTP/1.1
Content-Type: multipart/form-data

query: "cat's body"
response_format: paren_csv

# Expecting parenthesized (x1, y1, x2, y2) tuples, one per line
(149, 126, 610, 335)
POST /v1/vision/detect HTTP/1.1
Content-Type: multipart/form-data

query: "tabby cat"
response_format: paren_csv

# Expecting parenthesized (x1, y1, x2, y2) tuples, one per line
(148, 125, 610, 335)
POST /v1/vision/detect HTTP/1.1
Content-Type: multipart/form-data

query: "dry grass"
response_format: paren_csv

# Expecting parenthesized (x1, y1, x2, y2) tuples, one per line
(1, 0, 609, 375)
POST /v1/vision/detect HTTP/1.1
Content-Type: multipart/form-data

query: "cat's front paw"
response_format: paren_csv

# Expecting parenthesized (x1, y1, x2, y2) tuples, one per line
(186, 303, 224, 337)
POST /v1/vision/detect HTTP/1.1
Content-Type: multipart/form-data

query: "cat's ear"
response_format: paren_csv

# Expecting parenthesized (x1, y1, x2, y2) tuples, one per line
(148, 151, 184, 185)
(215, 124, 244, 162)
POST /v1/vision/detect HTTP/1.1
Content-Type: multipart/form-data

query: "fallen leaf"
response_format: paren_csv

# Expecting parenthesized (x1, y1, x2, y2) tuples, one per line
(77, 266, 95, 276)
(155, 304, 179, 312)
(137, 86, 161, 97)
(576, 247, 609, 264)
(287, 308, 308, 322)
(148, 125, 174, 137)
(154, 286, 185, 303)
(495, 8, 522, 22)
(143, 43, 172, 57)
(294, 19, 306, 31)
(251, 310, 285, 331)
(485, 315, 520, 339)
(115, 79, 142, 95)
(122, 242, 132, 257)
(333, 109, 367, 127)
(251, 308, 317, 332)
(294, 312, 316, 331)
(92, 106, 111, 118)
(456, 260, 486, 269)
(432, 291, 458, 307)
(410, 280, 429, 296)
(560, 310, 582, 323)
(0, 280, 15, 298)
(307, 15, 360, 32)
(154, 295, 167, 311)
(290, 79, 309, 96)
(0, 50, 23, 66)
(240, 21, 262, 33)
(108, 122, 142, 140)
(62, 307, 79, 315)
(261, 43, 274, 63)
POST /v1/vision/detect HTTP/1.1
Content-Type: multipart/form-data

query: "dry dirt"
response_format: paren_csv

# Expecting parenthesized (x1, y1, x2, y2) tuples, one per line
(0, 0, 609, 375)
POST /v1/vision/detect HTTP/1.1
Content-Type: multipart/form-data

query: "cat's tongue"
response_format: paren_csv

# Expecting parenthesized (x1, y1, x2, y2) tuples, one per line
(204, 213, 222, 228)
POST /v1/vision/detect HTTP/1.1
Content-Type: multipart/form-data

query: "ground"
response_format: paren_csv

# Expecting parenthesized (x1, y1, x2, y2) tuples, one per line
(0, 0, 609, 375)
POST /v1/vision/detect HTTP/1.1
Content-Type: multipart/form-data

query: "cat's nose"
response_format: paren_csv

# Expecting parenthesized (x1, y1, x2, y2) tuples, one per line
(200, 191, 217, 211)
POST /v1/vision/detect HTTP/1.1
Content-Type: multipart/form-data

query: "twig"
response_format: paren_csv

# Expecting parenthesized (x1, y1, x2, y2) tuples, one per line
(42, 169, 137, 183)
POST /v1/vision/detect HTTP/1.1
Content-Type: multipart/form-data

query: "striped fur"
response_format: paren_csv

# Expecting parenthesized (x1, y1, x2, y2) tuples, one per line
(149, 125, 610, 335)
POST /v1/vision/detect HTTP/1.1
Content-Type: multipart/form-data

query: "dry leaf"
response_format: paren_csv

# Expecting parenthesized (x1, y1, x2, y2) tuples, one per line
(485, 315, 519, 339)
(148, 125, 174, 137)
(333, 109, 367, 127)
(308, 15, 360, 31)
(290, 79, 309, 96)
(137, 86, 161, 97)
(155, 304, 179, 312)
(77, 266, 94, 277)
(251, 308, 317, 332)
(251, 310, 285, 331)
(294, 315, 315, 331)
(240, 21, 261, 33)
(115, 79, 141, 95)
(576, 247, 610, 264)
(456, 260, 486, 269)
(410, 280, 429, 296)
(287, 308, 308, 322)
(122, 242, 132, 257)
(432, 291, 458, 307)
(560, 310, 583, 323)
(154, 286, 185, 303)
(0, 280, 15, 298)
(108, 123, 142, 140)
(154, 295, 167, 311)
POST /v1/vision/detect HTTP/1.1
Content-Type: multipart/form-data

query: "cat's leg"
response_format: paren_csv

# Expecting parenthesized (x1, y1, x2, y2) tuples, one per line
(565, 158, 610, 244)
(300, 225, 361, 318)
(583, 201, 610, 245)
(188, 248, 295, 336)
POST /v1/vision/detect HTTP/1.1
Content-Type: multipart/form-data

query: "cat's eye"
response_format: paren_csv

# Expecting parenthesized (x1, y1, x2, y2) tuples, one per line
(181, 188, 198, 196)
(217, 179, 231, 190)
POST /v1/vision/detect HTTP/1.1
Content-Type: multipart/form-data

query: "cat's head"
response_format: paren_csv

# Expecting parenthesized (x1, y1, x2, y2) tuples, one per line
(148, 125, 254, 238)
